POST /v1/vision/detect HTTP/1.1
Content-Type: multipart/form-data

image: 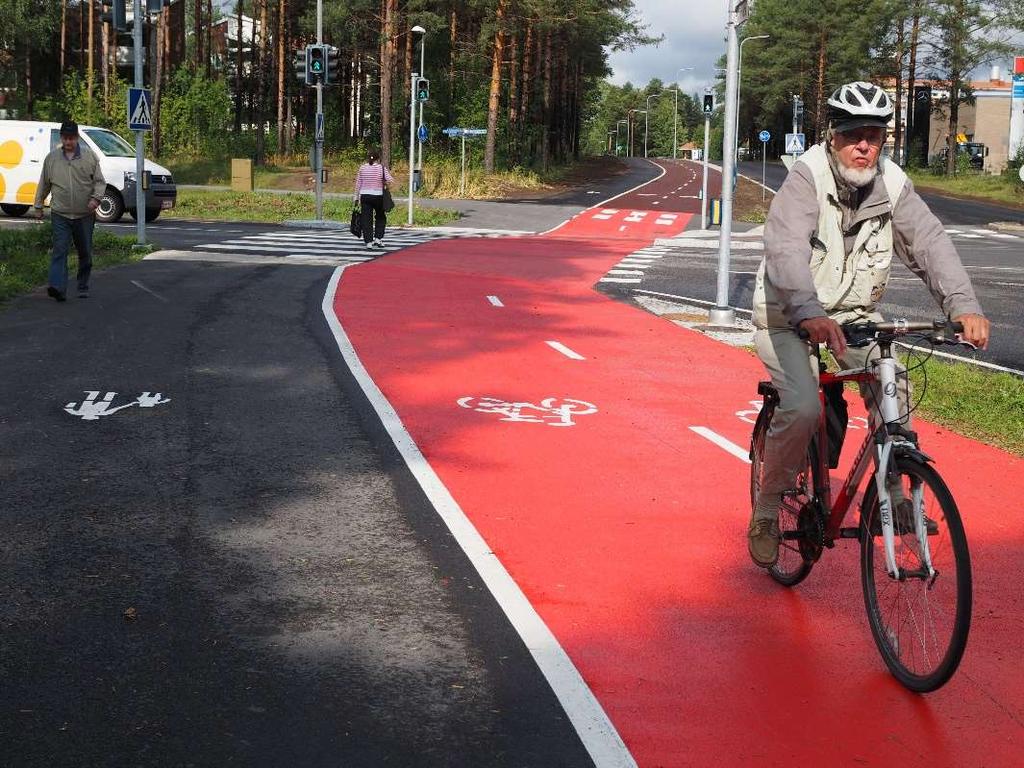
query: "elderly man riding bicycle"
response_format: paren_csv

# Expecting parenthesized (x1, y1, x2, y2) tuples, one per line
(748, 80, 990, 568)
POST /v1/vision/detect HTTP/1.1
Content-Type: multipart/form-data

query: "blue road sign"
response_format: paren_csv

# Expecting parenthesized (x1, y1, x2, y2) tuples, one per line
(758, 130, 771, 143)
(128, 88, 153, 131)
(443, 127, 486, 138)
(417, 124, 428, 143)
(315, 113, 324, 143)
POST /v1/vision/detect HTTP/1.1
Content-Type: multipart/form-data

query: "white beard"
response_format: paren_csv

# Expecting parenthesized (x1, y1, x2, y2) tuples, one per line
(837, 162, 877, 188)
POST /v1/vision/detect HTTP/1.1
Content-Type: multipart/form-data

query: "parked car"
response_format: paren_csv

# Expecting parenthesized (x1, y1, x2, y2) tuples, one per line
(0, 120, 176, 222)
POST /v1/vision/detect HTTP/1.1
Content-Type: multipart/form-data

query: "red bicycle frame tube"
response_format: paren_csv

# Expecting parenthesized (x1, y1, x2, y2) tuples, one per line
(815, 370, 876, 541)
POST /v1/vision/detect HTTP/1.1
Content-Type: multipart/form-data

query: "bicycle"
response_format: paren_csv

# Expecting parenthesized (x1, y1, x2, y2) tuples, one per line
(749, 319, 973, 692)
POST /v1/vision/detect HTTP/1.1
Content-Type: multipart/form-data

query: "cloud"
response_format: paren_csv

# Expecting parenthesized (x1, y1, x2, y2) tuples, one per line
(608, 0, 728, 94)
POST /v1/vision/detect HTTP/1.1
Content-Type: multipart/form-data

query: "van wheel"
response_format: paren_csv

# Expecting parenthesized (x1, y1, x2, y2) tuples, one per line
(129, 208, 162, 223)
(96, 188, 125, 223)
(1, 204, 30, 217)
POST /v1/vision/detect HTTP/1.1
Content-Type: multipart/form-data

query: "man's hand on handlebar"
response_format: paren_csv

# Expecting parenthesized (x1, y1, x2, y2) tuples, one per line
(952, 313, 989, 350)
(798, 316, 847, 356)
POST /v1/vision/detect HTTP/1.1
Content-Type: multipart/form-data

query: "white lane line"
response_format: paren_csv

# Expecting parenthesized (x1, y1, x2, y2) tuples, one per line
(487, 295, 504, 307)
(598, 277, 643, 284)
(320, 268, 635, 768)
(608, 269, 644, 276)
(990, 233, 1019, 239)
(689, 427, 751, 464)
(970, 229, 995, 235)
(944, 228, 963, 234)
(546, 341, 586, 360)
(194, 243, 381, 255)
(286, 254, 372, 262)
(958, 233, 983, 239)
(130, 280, 169, 303)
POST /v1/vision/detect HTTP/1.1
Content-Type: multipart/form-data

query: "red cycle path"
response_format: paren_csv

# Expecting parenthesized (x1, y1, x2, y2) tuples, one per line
(331, 205, 1024, 765)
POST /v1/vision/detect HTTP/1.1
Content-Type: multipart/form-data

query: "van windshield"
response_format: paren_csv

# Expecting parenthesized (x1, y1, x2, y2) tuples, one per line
(84, 129, 135, 158)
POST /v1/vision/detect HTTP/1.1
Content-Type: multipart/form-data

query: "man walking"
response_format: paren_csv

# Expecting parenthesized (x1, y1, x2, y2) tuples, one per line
(33, 121, 106, 301)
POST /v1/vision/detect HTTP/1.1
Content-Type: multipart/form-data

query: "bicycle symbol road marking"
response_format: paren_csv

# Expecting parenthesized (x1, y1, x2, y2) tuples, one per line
(736, 399, 868, 430)
(457, 396, 597, 427)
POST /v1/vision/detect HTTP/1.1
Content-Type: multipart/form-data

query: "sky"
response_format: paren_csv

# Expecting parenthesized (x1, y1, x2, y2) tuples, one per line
(606, 0, 728, 94)
(607, 0, 1023, 93)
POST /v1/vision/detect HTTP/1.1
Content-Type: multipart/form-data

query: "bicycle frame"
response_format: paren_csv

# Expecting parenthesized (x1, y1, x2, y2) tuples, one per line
(810, 353, 935, 580)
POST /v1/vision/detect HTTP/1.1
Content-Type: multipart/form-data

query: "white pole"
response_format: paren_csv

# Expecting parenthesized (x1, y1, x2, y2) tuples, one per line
(644, 109, 649, 158)
(762, 139, 766, 202)
(673, 89, 678, 159)
(133, 0, 145, 245)
(407, 70, 417, 226)
(417, 36, 425, 172)
(711, 2, 740, 326)
(460, 134, 466, 195)
(701, 113, 710, 229)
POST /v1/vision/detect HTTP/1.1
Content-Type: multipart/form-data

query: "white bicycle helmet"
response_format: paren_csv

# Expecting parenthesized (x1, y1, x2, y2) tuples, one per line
(827, 81, 893, 132)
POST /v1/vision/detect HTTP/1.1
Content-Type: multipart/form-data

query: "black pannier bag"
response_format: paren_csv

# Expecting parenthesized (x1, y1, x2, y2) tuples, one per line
(823, 381, 849, 468)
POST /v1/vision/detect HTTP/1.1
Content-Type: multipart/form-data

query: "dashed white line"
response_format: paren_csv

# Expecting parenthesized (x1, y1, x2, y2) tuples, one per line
(130, 280, 169, 303)
(546, 341, 586, 360)
(599, 277, 643, 284)
(689, 427, 751, 463)
(608, 269, 644, 276)
(487, 295, 505, 307)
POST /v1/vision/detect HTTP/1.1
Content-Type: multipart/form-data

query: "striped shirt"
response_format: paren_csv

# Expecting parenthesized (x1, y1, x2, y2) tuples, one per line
(354, 162, 394, 196)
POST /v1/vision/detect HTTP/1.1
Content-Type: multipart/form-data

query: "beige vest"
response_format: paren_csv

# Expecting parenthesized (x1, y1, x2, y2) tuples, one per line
(754, 144, 907, 328)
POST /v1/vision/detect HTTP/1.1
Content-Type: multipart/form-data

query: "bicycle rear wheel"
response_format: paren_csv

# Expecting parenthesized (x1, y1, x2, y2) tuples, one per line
(750, 413, 814, 587)
(860, 456, 972, 692)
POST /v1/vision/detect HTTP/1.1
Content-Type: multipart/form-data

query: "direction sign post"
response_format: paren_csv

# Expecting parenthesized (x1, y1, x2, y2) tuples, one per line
(442, 128, 487, 195)
(131, 0, 145, 246)
(759, 130, 770, 202)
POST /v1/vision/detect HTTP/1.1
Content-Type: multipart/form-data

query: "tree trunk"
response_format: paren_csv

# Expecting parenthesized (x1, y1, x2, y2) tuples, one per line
(892, 17, 905, 166)
(947, 80, 960, 175)
(194, 0, 204, 68)
(380, 0, 397, 166)
(154, 9, 165, 155)
(79, 1, 84, 71)
(519, 21, 533, 160)
(813, 32, 827, 143)
(906, 3, 921, 163)
(206, 0, 213, 78)
(255, 0, 268, 164)
(447, 9, 457, 127)
(277, 0, 287, 155)
(61, 0, 67, 75)
(87, 0, 94, 106)
(235, 1, 243, 133)
(483, 0, 507, 173)
(507, 31, 519, 148)
(25, 48, 33, 118)
(102, 18, 110, 116)
(541, 29, 551, 170)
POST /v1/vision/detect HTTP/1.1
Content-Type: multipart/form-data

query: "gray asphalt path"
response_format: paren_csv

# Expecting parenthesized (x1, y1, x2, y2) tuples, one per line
(738, 160, 1024, 226)
(0, 258, 593, 767)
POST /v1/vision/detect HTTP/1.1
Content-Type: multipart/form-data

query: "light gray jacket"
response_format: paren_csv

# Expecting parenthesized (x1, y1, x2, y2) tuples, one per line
(33, 143, 106, 219)
(759, 149, 983, 328)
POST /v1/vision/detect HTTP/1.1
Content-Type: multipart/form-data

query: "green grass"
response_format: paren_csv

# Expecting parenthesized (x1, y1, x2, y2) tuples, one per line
(904, 353, 1024, 457)
(163, 189, 461, 226)
(0, 224, 149, 304)
(906, 169, 1024, 210)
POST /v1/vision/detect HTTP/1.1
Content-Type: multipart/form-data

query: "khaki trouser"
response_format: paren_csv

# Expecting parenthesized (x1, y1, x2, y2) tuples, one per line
(753, 328, 912, 496)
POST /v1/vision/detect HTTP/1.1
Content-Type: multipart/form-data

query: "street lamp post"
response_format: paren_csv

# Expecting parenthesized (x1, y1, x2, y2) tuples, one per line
(644, 94, 660, 157)
(673, 67, 694, 159)
(627, 109, 646, 157)
(616, 119, 628, 156)
(417, 28, 426, 176)
(735, 34, 769, 163)
(407, 25, 425, 226)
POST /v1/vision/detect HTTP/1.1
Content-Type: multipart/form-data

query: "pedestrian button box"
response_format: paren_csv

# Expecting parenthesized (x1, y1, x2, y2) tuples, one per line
(710, 198, 723, 226)
(231, 158, 254, 193)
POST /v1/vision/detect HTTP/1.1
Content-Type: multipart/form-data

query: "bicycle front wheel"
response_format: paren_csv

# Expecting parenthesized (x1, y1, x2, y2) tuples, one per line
(860, 456, 972, 692)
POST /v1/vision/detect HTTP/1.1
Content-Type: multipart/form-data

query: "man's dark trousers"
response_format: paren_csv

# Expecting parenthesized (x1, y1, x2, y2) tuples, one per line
(49, 212, 95, 294)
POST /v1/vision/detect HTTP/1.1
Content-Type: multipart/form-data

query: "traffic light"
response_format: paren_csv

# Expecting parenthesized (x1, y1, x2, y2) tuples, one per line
(325, 46, 340, 86)
(293, 49, 309, 85)
(308, 45, 326, 84)
(146, 0, 170, 11)
(100, 0, 127, 32)
(703, 92, 714, 115)
(416, 77, 430, 103)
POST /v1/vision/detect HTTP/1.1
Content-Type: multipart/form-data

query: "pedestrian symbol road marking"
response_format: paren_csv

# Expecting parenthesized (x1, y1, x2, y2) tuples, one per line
(64, 391, 170, 420)
(128, 88, 153, 131)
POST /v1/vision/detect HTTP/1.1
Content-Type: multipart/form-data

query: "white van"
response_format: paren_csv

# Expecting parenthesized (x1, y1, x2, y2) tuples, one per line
(0, 120, 177, 223)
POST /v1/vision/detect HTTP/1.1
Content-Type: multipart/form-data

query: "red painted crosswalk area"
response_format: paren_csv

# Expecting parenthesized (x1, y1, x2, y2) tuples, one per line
(550, 207, 689, 240)
(331, 224, 1024, 765)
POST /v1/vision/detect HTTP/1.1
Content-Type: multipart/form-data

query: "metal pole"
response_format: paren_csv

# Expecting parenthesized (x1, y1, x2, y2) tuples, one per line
(701, 113, 710, 229)
(133, 0, 145, 245)
(417, 36, 425, 172)
(762, 140, 766, 202)
(711, 3, 740, 326)
(315, 0, 324, 221)
(644, 110, 649, 158)
(460, 134, 466, 195)
(673, 89, 679, 160)
(407, 70, 417, 225)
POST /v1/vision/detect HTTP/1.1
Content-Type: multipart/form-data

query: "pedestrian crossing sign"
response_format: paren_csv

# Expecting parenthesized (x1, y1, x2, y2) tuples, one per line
(128, 88, 153, 131)
(785, 132, 805, 155)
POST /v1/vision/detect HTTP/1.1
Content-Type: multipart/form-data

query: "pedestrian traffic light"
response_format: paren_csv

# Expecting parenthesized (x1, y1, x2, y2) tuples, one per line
(99, 0, 127, 32)
(293, 49, 309, 86)
(308, 45, 326, 84)
(703, 92, 715, 115)
(416, 77, 430, 103)
(325, 46, 340, 86)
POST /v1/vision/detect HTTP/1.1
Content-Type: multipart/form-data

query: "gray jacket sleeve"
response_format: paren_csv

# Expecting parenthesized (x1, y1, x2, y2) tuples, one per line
(34, 153, 53, 209)
(891, 179, 984, 319)
(89, 151, 106, 202)
(762, 163, 825, 325)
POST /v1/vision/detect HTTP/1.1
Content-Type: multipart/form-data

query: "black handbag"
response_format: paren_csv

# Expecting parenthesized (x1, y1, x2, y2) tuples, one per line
(381, 165, 395, 212)
(349, 205, 362, 238)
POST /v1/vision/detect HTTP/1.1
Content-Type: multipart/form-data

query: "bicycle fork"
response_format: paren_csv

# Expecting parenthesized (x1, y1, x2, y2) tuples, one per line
(872, 357, 935, 581)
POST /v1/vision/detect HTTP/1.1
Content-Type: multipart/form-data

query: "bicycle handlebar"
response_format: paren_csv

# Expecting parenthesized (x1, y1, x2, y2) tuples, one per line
(796, 319, 965, 346)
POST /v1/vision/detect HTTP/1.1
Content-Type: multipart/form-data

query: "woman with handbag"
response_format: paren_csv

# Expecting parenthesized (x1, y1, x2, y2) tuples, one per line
(352, 148, 395, 249)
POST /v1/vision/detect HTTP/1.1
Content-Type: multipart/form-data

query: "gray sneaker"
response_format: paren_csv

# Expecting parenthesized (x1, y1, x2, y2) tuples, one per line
(747, 518, 780, 568)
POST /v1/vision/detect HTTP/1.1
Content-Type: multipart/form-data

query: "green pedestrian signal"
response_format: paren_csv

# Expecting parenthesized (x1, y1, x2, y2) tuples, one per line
(703, 93, 715, 115)
(416, 77, 430, 103)
(308, 45, 326, 84)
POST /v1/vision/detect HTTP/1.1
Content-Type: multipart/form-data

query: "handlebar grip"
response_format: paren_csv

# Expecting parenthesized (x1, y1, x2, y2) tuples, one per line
(797, 327, 810, 341)
(947, 320, 964, 334)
